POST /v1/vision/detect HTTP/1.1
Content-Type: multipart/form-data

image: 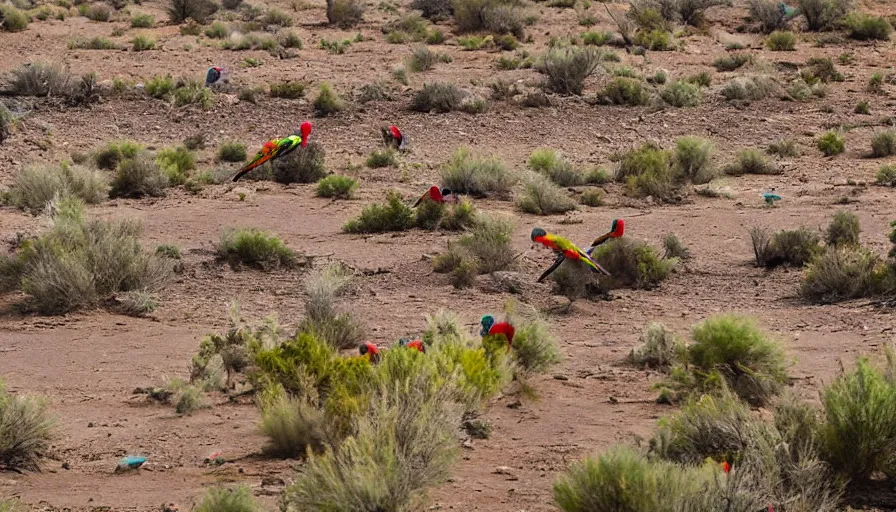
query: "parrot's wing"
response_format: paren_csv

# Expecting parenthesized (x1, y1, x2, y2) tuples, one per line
(577, 246, 611, 276)
(232, 138, 296, 182)
(232, 147, 274, 182)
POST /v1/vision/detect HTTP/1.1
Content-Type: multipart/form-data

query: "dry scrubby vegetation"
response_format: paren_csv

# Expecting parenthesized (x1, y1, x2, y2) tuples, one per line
(216, 228, 299, 270)
(612, 138, 716, 202)
(0, 381, 55, 472)
(434, 214, 515, 287)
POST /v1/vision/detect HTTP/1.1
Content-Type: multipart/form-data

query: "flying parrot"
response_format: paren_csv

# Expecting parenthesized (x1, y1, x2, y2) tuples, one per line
(532, 227, 612, 283)
(398, 338, 426, 353)
(480, 315, 515, 345)
(358, 342, 381, 363)
(114, 455, 146, 473)
(205, 66, 228, 87)
(231, 121, 313, 182)
(381, 125, 409, 152)
(412, 185, 456, 207)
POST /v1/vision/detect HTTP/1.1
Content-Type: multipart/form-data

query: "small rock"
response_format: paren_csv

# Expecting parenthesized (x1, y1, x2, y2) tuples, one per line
(493, 466, 513, 475)
(553, 375, 568, 381)
(62, 462, 70, 470)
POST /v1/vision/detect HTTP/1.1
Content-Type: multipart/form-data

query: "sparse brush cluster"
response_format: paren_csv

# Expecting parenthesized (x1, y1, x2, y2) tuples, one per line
(433, 214, 515, 288)
(612, 137, 717, 202)
(0, 380, 55, 472)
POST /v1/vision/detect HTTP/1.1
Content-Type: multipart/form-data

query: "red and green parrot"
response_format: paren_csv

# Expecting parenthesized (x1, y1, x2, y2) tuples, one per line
(231, 121, 313, 182)
(534, 220, 624, 282)
(480, 315, 514, 346)
(381, 124, 408, 152)
(412, 185, 456, 207)
(532, 227, 611, 283)
(398, 338, 426, 353)
(358, 342, 381, 363)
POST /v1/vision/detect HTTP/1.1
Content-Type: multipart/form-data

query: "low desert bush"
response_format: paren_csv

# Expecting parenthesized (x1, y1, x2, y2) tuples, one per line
(877, 164, 896, 186)
(724, 148, 780, 175)
(825, 211, 860, 247)
(721, 75, 778, 101)
(68, 36, 119, 49)
(801, 57, 843, 83)
(750, 227, 821, 267)
(871, 131, 896, 158)
(766, 30, 796, 50)
(130, 12, 154, 27)
(767, 138, 798, 157)
(313, 83, 343, 117)
(217, 142, 247, 163)
(216, 228, 298, 270)
(662, 233, 691, 261)
(366, 148, 397, 168)
(800, 246, 888, 303)
(298, 264, 364, 350)
(269, 81, 305, 99)
(660, 80, 701, 107)
(168, 0, 218, 24)
(132, 34, 155, 51)
(843, 11, 892, 41)
(535, 46, 601, 95)
(433, 214, 515, 275)
(155, 146, 196, 185)
(453, 0, 525, 39)
(7, 163, 107, 214)
(590, 238, 676, 290)
(673, 136, 715, 184)
(110, 155, 169, 198)
(749, 0, 787, 33)
(712, 53, 752, 72)
(268, 142, 327, 184)
(440, 146, 515, 197)
(515, 172, 577, 215)
(413, 0, 451, 20)
(260, 393, 329, 458)
(629, 322, 681, 369)
(316, 175, 358, 199)
(411, 82, 464, 112)
(596, 77, 650, 106)
(85, 3, 111, 21)
(797, 0, 851, 31)
(579, 188, 603, 206)
(817, 130, 845, 156)
(0, 5, 29, 31)
(0, 382, 54, 471)
(616, 143, 679, 201)
(342, 191, 414, 233)
(326, 0, 364, 28)
(529, 148, 584, 186)
(194, 486, 262, 512)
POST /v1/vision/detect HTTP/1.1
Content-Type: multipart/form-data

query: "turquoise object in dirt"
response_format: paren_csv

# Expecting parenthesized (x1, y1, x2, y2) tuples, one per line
(115, 455, 146, 473)
(762, 192, 782, 205)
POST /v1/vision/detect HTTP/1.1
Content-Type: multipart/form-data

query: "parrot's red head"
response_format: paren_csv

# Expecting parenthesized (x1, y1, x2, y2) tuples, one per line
(299, 121, 313, 147)
(610, 219, 625, 238)
(429, 185, 443, 202)
(390, 125, 402, 142)
(359, 342, 379, 361)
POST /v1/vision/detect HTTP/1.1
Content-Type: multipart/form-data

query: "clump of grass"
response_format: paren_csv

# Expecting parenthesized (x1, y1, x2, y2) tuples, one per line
(660, 80, 701, 107)
(195, 486, 262, 512)
(262, 7, 293, 27)
(797, 0, 851, 31)
(413, 0, 451, 20)
(535, 46, 601, 96)
(119, 290, 158, 316)
(155, 146, 195, 185)
(662, 233, 691, 261)
(343, 191, 414, 233)
(269, 81, 305, 99)
(453, 0, 526, 39)
(85, 3, 111, 21)
(217, 142, 247, 163)
(132, 34, 155, 51)
(6, 163, 107, 214)
(0, 5, 29, 31)
(299, 263, 365, 349)
(843, 11, 892, 41)
(801, 57, 843, 84)
(712, 53, 752, 72)
(411, 82, 465, 113)
(615, 143, 679, 201)
(515, 172, 577, 215)
(216, 228, 298, 270)
(269, 142, 327, 184)
(0, 383, 55, 471)
(590, 237, 677, 291)
(173, 383, 209, 414)
(767, 139, 798, 157)
(868, 72, 884, 93)
(8, 62, 78, 98)
(877, 164, 896, 186)
(145, 74, 175, 99)
(0, 197, 174, 314)
(750, 226, 821, 267)
(316, 175, 358, 199)
(721, 75, 778, 101)
(686, 71, 711, 87)
(172, 80, 214, 109)
(366, 148, 398, 168)
(581, 30, 611, 45)
(579, 188, 603, 206)
(313, 83, 343, 117)
(511, 315, 561, 374)
(817, 130, 845, 156)
(529, 148, 583, 186)
(870, 131, 896, 158)
(854, 101, 870, 115)
(748, 0, 787, 33)
(633, 28, 673, 50)
(800, 246, 888, 303)
(168, 0, 218, 24)
(629, 322, 681, 369)
(673, 136, 715, 184)
(407, 45, 437, 72)
(596, 77, 650, 106)
(281, 30, 302, 48)
(826, 211, 860, 247)
(68, 36, 119, 50)
(110, 154, 169, 198)
(260, 394, 328, 458)
(766, 30, 796, 50)
(326, 0, 364, 29)
(434, 214, 515, 275)
(724, 148, 780, 176)
(440, 146, 515, 197)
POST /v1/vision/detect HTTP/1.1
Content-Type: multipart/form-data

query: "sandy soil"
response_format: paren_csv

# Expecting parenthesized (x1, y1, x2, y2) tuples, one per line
(1, 0, 895, 509)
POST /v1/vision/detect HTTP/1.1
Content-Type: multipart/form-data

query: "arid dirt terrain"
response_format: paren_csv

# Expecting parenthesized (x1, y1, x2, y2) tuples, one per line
(1, 0, 895, 509)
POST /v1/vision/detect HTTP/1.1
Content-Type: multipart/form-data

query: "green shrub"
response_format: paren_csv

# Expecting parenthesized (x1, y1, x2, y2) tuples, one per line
(343, 191, 414, 233)
(7, 163, 107, 214)
(366, 148, 397, 168)
(800, 246, 888, 303)
(313, 83, 343, 116)
(687, 71, 712, 87)
(437, 198, 477, 231)
(590, 237, 676, 291)
(660, 80, 701, 107)
(269, 142, 327, 184)
(413, 0, 451, 20)
(453, 0, 525, 38)
(669, 315, 789, 405)
(749, 0, 787, 33)
(440, 146, 515, 197)
(724, 148, 780, 175)
(0, 383, 54, 472)
(411, 82, 464, 113)
(767, 139, 798, 157)
(262, 7, 292, 26)
(844, 11, 892, 41)
(615, 143, 679, 201)
(316, 175, 358, 199)
(1, 197, 173, 314)
(434, 214, 515, 274)
(204, 20, 229, 38)
(529, 148, 583, 186)
(629, 322, 681, 369)
(194, 485, 261, 512)
(877, 164, 896, 186)
(581, 30, 611, 45)
(0, 105, 12, 144)
(596, 77, 650, 106)
(132, 34, 155, 51)
(8, 62, 75, 97)
(407, 45, 437, 72)
(826, 211, 860, 247)
(855, 100, 870, 114)
(797, 0, 851, 31)
(216, 142, 246, 163)
(326, 0, 364, 28)
(868, 72, 884, 93)
(281, 30, 302, 48)
(85, 3, 111, 21)
(145, 74, 175, 99)
(155, 146, 195, 185)
(515, 172, 577, 215)
(299, 264, 365, 350)
(766, 30, 796, 50)
(168, 0, 218, 24)
(821, 354, 896, 480)
(721, 75, 778, 101)
(750, 227, 821, 267)
(634, 28, 673, 50)
(68, 36, 119, 49)
(269, 81, 305, 99)
(579, 188, 603, 206)
(871, 130, 896, 158)
(172, 80, 213, 109)
(801, 57, 843, 83)
(216, 228, 298, 270)
(536, 46, 601, 96)
(110, 155, 169, 198)
(260, 393, 328, 458)
(817, 130, 845, 156)
(673, 136, 715, 184)
(712, 53, 752, 72)
(0, 5, 29, 31)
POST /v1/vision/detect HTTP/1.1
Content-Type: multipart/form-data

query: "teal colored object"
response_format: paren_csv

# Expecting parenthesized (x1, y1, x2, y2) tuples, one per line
(115, 456, 146, 473)
(762, 192, 782, 205)
(778, 2, 797, 18)
(480, 315, 495, 337)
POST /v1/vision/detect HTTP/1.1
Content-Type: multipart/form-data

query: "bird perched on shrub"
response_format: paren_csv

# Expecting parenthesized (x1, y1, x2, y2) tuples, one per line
(398, 338, 426, 353)
(532, 228, 611, 283)
(205, 66, 228, 87)
(358, 342, 380, 363)
(381, 125, 409, 152)
(587, 219, 625, 255)
(412, 185, 456, 207)
(480, 315, 515, 346)
(231, 121, 313, 182)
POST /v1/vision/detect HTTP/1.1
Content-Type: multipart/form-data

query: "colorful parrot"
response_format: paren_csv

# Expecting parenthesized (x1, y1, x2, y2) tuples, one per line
(205, 66, 227, 87)
(398, 338, 426, 353)
(412, 185, 456, 207)
(114, 455, 146, 473)
(532, 227, 612, 283)
(586, 219, 625, 255)
(358, 342, 380, 363)
(231, 121, 313, 182)
(480, 315, 515, 345)
(381, 125, 409, 152)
